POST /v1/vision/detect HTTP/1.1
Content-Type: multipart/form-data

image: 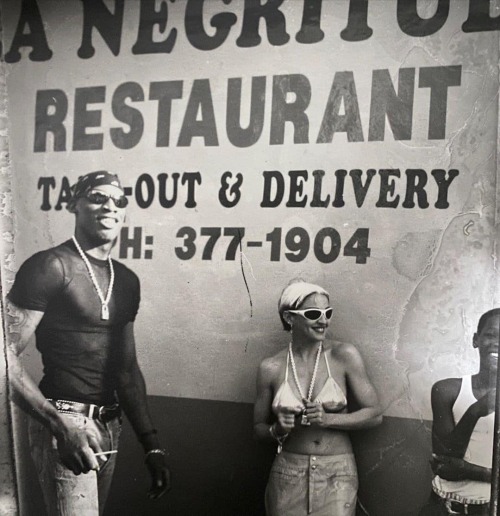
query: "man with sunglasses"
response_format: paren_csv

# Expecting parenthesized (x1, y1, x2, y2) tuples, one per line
(6, 171, 171, 515)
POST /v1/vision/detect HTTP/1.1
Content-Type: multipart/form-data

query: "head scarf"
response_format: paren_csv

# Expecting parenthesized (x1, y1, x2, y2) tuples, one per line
(69, 171, 123, 204)
(278, 280, 330, 315)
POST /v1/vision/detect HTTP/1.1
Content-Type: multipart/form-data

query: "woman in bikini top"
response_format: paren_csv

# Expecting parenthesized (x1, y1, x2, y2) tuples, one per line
(253, 280, 383, 515)
(271, 343, 348, 417)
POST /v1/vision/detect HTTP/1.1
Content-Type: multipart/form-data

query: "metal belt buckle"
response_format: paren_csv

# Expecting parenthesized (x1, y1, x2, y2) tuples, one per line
(55, 400, 73, 412)
(444, 500, 462, 515)
(98, 405, 107, 422)
(86, 404, 96, 419)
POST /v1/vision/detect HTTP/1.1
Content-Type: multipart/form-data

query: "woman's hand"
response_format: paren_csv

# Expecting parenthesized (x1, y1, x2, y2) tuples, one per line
(276, 407, 299, 433)
(472, 391, 495, 418)
(303, 401, 327, 427)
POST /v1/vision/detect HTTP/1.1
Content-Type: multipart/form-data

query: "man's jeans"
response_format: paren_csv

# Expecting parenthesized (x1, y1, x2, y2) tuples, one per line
(28, 412, 121, 516)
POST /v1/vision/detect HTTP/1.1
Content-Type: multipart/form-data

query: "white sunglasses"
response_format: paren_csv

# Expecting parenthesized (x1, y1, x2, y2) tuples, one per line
(287, 307, 333, 321)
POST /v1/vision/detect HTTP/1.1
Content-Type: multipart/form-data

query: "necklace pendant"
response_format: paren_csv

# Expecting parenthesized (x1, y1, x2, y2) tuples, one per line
(101, 304, 109, 321)
(301, 410, 310, 426)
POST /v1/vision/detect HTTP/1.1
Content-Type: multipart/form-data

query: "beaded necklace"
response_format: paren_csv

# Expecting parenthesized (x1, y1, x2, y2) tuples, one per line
(288, 341, 323, 425)
(72, 236, 114, 320)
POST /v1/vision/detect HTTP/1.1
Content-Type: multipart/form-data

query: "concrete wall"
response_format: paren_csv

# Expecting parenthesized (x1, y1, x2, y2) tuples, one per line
(1, 0, 498, 417)
(0, 1, 499, 514)
(0, 10, 21, 513)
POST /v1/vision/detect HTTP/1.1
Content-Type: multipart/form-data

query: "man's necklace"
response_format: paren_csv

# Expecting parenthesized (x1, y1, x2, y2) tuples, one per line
(289, 341, 323, 426)
(72, 236, 114, 321)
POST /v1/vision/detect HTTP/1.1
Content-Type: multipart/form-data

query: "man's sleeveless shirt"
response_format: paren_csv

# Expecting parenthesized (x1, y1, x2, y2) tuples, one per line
(432, 375, 494, 503)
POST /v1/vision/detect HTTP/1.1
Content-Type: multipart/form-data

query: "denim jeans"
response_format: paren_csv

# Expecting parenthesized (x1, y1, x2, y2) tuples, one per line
(28, 412, 121, 516)
(265, 451, 358, 515)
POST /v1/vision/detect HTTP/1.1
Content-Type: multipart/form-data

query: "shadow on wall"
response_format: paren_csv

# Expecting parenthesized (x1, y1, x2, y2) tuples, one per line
(17, 396, 432, 516)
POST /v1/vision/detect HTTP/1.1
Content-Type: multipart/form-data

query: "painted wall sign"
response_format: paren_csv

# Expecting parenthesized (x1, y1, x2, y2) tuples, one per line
(1, 1, 499, 514)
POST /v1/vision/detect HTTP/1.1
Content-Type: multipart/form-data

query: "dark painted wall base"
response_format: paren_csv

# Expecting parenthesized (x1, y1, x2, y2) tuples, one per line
(18, 396, 433, 516)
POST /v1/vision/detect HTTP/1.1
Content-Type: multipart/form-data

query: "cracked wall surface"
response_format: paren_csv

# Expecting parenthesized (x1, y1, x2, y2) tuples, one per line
(0, 1, 499, 514)
(0, 0, 498, 430)
(0, 3, 19, 514)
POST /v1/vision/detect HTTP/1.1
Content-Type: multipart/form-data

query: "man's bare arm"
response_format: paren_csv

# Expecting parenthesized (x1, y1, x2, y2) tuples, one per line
(115, 322, 171, 498)
(431, 378, 492, 483)
(5, 299, 101, 473)
(431, 378, 489, 457)
(114, 323, 159, 442)
(6, 299, 60, 426)
(431, 454, 491, 483)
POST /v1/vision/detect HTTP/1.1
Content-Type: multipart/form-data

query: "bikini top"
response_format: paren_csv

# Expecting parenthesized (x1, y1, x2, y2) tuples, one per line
(271, 347, 347, 415)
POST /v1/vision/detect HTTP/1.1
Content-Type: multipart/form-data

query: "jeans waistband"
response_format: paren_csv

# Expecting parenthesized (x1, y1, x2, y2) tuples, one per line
(279, 451, 355, 465)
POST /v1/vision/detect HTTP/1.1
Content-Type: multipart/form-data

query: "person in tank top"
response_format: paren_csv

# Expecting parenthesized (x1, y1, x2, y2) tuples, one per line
(254, 280, 383, 516)
(419, 308, 498, 516)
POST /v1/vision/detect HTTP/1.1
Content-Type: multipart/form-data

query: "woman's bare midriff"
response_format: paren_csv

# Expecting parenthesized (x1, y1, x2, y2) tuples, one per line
(282, 420, 353, 456)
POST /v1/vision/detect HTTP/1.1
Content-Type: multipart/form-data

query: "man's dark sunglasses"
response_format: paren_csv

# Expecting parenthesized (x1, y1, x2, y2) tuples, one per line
(84, 190, 128, 208)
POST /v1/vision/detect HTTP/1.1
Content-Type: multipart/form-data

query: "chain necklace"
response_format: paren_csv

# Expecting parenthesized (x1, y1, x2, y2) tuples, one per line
(72, 236, 114, 320)
(289, 341, 323, 426)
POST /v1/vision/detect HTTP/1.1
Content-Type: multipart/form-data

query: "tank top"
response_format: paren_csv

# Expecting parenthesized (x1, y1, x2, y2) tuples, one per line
(271, 346, 347, 415)
(432, 375, 494, 504)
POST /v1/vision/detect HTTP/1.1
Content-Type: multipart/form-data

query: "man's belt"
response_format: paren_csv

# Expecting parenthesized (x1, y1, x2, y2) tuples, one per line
(48, 399, 121, 423)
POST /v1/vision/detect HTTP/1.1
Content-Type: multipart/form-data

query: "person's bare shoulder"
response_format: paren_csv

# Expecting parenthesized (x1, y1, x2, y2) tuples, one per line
(432, 377, 462, 403)
(258, 348, 288, 382)
(325, 339, 361, 364)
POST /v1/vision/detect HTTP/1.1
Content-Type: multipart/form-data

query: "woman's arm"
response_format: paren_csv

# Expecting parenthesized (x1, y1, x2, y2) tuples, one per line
(253, 358, 296, 443)
(253, 359, 279, 443)
(305, 343, 383, 430)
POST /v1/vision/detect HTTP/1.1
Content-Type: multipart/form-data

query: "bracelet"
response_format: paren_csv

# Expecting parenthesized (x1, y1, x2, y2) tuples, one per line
(269, 423, 288, 445)
(145, 448, 166, 460)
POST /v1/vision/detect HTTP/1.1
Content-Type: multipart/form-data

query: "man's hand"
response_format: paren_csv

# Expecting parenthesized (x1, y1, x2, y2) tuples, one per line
(473, 391, 495, 418)
(54, 419, 103, 475)
(146, 452, 171, 499)
(431, 454, 491, 483)
(431, 454, 468, 481)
